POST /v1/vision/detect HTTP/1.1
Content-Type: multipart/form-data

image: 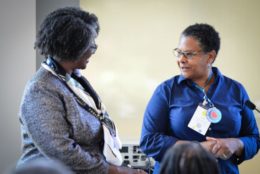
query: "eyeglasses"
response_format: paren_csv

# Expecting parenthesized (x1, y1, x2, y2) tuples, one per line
(78, 44, 98, 59)
(173, 48, 202, 60)
(89, 44, 97, 54)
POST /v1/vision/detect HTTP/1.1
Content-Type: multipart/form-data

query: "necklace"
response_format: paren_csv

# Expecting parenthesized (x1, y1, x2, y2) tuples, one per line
(193, 70, 222, 124)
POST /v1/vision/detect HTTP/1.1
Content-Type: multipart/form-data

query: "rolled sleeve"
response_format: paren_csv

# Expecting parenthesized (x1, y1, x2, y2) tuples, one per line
(140, 84, 177, 162)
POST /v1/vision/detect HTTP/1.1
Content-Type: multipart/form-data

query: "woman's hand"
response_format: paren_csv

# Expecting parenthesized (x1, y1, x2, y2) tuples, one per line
(108, 165, 147, 174)
(205, 137, 244, 160)
(200, 138, 219, 152)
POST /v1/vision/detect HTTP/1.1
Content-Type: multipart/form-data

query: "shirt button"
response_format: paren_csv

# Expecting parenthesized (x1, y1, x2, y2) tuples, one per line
(208, 127, 212, 131)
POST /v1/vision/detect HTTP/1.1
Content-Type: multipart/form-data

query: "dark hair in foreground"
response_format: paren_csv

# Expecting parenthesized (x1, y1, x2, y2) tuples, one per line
(182, 23, 220, 54)
(35, 7, 99, 61)
(160, 142, 220, 174)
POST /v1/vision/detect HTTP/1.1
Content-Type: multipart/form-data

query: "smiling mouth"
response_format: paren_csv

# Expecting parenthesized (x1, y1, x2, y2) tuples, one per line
(181, 67, 190, 71)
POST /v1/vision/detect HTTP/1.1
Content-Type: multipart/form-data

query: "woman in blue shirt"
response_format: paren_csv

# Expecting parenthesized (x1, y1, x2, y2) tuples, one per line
(140, 23, 259, 174)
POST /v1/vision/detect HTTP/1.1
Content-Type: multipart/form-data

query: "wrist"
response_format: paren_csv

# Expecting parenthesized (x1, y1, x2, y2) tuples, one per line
(108, 165, 119, 174)
(234, 138, 244, 156)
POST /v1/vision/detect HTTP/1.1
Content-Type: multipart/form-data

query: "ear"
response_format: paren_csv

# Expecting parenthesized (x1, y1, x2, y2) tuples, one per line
(207, 50, 216, 64)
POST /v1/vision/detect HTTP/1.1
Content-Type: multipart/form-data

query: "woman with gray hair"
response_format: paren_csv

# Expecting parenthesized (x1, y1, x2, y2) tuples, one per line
(17, 7, 145, 174)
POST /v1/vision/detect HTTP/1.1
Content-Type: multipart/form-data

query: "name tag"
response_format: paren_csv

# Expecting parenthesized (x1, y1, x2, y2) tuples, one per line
(188, 105, 211, 135)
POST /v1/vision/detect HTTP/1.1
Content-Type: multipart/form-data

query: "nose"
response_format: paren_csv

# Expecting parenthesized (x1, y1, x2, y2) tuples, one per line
(177, 54, 188, 63)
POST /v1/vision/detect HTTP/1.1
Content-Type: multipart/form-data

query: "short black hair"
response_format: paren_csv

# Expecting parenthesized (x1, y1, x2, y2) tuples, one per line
(160, 142, 220, 174)
(182, 23, 220, 54)
(35, 7, 99, 61)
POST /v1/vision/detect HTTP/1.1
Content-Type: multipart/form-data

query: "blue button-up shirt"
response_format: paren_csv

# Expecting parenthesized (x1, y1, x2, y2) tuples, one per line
(140, 67, 259, 174)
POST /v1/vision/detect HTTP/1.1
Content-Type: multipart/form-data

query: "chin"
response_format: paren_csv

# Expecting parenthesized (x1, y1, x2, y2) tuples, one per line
(181, 72, 189, 78)
(79, 64, 87, 70)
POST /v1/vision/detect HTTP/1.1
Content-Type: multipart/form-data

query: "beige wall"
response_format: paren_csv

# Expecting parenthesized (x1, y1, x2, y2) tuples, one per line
(80, 0, 260, 173)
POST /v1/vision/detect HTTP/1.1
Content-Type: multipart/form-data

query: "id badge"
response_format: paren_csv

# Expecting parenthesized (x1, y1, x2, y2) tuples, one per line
(188, 104, 211, 135)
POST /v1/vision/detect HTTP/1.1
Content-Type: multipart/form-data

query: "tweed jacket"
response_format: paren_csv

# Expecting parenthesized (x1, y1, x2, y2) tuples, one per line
(17, 67, 109, 174)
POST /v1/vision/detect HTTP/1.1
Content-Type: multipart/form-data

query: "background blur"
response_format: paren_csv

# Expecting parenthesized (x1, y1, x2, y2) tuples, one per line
(1, 0, 260, 173)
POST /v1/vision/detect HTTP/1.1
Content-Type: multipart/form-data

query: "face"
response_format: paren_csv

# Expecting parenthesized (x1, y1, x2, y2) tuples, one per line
(176, 36, 215, 82)
(73, 28, 98, 70)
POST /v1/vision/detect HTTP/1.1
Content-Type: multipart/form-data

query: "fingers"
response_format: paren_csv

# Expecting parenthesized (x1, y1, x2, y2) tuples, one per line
(136, 169, 147, 174)
(218, 149, 232, 160)
(219, 153, 229, 160)
(211, 142, 221, 154)
(206, 136, 218, 151)
(209, 138, 222, 156)
(206, 136, 217, 141)
(206, 137, 233, 160)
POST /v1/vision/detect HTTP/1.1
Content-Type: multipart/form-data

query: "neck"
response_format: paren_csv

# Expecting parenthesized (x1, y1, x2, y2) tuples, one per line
(194, 69, 213, 88)
(58, 60, 74, 74)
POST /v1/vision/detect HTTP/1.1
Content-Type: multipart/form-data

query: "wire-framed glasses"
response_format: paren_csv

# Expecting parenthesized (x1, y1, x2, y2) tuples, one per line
(173, 48, 202, 60)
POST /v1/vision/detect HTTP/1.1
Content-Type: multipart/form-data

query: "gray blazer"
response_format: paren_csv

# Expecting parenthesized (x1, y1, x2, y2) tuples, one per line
(17, 67, 109, 174)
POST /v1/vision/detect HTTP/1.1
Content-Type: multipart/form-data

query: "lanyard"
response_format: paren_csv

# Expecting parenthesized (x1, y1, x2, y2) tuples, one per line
(193, 71, 214, 107)
(192, 71, 222, 124)
(42, 57, 117, 136)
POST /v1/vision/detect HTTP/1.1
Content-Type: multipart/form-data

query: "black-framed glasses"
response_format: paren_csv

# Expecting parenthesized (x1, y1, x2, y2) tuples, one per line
(173, 48, 202, 60)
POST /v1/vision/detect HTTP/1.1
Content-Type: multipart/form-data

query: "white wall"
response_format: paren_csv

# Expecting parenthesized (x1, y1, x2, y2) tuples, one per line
(0, 0, 36, 172)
